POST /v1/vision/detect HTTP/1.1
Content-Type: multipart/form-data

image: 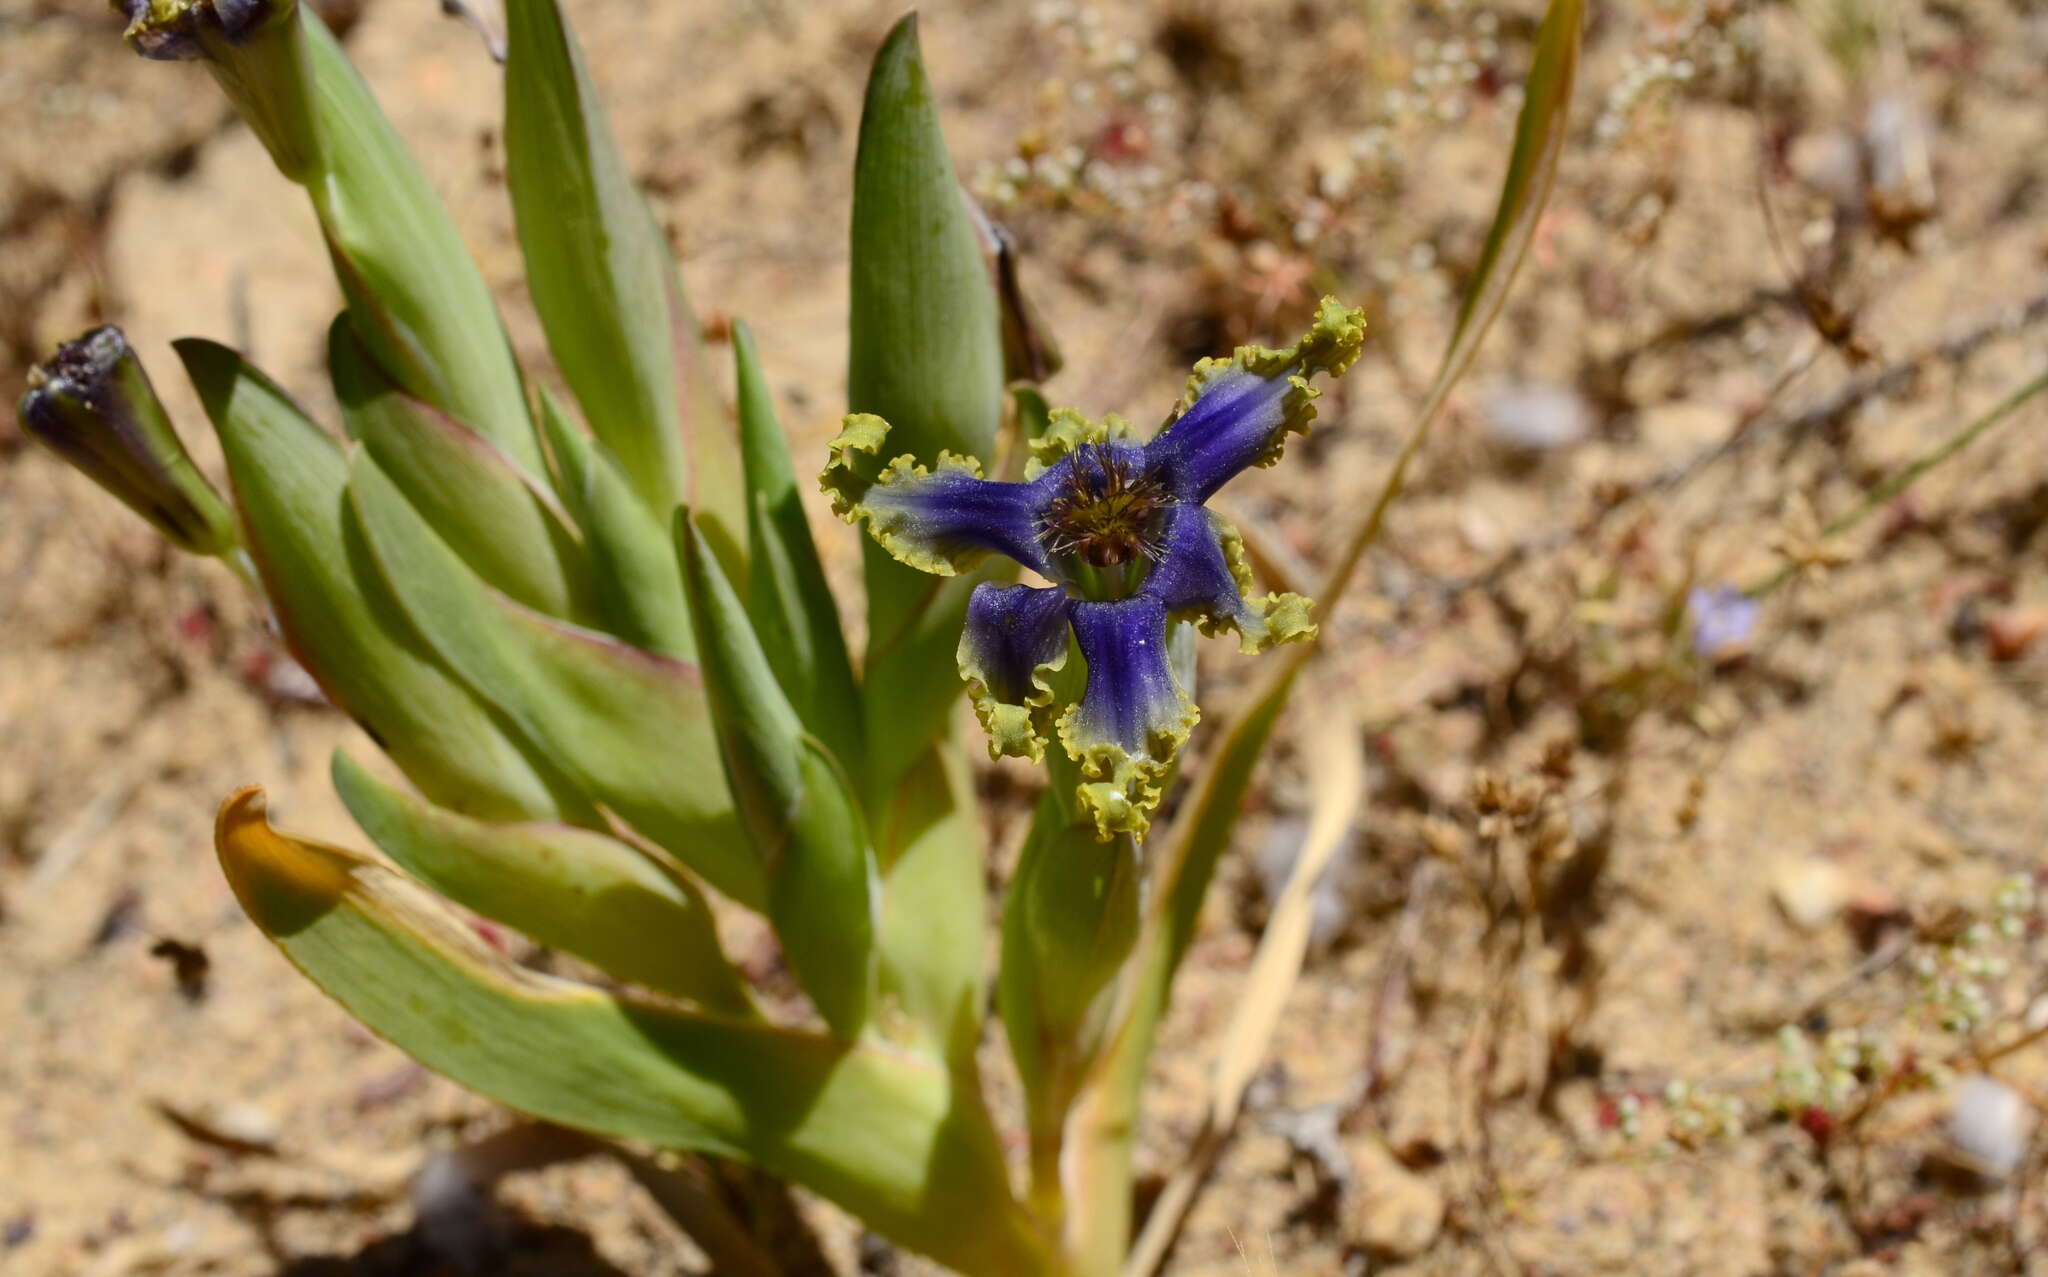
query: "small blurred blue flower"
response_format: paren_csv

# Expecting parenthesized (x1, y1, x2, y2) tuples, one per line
(1688, 584, 1759, 660)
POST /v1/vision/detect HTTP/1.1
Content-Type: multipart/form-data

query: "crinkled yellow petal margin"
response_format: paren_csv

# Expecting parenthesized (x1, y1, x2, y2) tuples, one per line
(820, 412, 990, 577)
(1188, 513, 1320, 655)
(820, 413, 892, 516)
(1055, 688, 1199, 842)
(1168, 295, 1368, 472)
(1024, 408, 1141, 480)
(957, 635, 1069, 764)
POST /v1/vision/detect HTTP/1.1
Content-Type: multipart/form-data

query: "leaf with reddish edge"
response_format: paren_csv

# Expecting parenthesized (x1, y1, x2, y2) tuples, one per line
(214, 788, 1052, 1275)
(346, 449, 757, 907)
(176, 337, 581, 824)
(332, 750, 751, 1012)
(329, 314, 592, 621)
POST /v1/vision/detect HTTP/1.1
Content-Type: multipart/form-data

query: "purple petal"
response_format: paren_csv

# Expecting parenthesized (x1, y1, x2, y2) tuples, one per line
(961, 583, 1073, 707)
(1143, 368, 1295, 503)
(1066, 596, 1186, 755)
(1142, 504, 1250, 623)
(1140, 298, 1367, 502)
(863, 466, 1056, 577)
(1140, 505, 1317, 652)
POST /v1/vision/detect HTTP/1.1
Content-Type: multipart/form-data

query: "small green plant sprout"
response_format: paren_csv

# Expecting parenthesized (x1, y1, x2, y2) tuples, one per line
(17, 0, 1589, 1269)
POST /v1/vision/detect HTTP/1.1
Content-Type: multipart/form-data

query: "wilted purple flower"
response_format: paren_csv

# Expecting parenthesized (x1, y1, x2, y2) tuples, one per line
(1688, 584, 1759, 660)
(17, 325, 240, 558)
(118, 0, 292, 61)
(825, 298, 1367, 838)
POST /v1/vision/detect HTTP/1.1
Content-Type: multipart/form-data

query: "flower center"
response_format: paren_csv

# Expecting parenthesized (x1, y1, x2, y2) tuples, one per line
(1038, 446, 1169, 579)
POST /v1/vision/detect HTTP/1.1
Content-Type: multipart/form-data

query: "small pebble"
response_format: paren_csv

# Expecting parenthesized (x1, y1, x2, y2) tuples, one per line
(1946, 1075, 2032, 1179)
(211, 1102, 280, 1150)
(1772, 858, 1848, 931)
(1983, 606, 2048, 662)
(1482, 381, 1589, 450)
(1786, 129, 1862, 207)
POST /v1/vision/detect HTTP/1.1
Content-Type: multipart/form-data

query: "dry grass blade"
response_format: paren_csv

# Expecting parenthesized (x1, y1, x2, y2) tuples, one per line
(1315, 0, 1587, 607)
(1746, 362, 2048, 597)
(1124, 706, 1367, 1277)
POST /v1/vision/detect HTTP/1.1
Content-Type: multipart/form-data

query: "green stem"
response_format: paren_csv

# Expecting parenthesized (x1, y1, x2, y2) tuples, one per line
(1059, 928, 1170, 1276)
(996, 745, 1146, 1271)
(1027, 1056, 1072, 1231)
(1747, 364, 2048, 598)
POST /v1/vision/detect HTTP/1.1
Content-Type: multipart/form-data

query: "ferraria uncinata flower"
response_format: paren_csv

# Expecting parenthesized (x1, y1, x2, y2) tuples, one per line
(824, 296, 1366, 838)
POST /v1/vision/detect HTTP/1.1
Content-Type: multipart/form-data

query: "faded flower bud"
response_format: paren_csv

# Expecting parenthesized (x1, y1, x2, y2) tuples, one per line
(115, 0, 296, 61)
(17, 326, 239, 557)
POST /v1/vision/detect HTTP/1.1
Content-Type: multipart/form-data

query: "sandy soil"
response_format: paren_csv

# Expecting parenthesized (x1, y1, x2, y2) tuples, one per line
(4, 0, 2048, 1273)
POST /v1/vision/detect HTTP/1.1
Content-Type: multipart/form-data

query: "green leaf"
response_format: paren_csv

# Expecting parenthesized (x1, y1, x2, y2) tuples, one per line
(174, 338, 577, 824)
(847, 13, 1004, 464)
(869, 736, 988, 1065)
(658, 224, 751, 576)
(1150, 0, 1590, 1046)
(1058, 684, 1290, 1275)
(175, 9, 544, 476)
(332, 750, 750, 1012)
(329, 316, 590, 620)
(846, 15, 1009, 792)
(503, 0, 742, 552)
(677, 516, 875, 1040)
(538, 392, 696, 659)
(860, 561, 1008, 801)
(1318, 0, 1588, 610)
(733, 321, 864, 773)
(214, 788, 1052, 1276)
(345, 450, 757, 906)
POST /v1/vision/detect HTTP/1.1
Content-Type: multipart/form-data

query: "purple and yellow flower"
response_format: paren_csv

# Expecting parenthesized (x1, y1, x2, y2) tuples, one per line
(824, 297, 1366, 838)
